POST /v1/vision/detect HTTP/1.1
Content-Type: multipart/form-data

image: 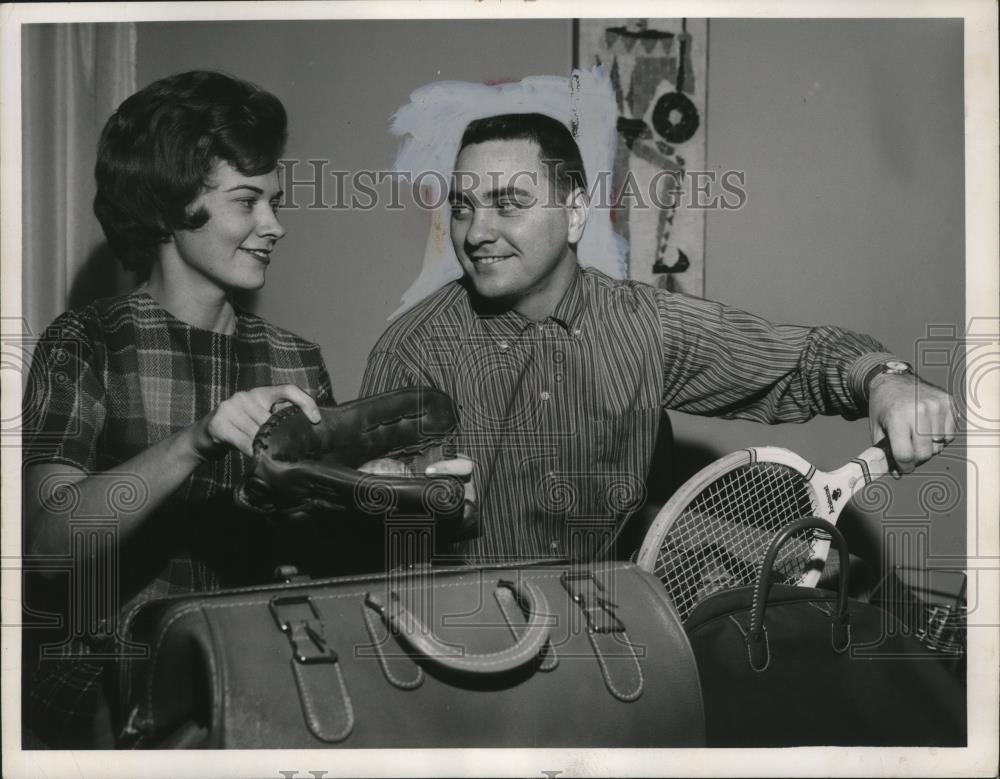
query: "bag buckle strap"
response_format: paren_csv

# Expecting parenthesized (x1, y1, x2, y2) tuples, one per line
(269, 594, 337, 664)
(560, 571, 624, 633)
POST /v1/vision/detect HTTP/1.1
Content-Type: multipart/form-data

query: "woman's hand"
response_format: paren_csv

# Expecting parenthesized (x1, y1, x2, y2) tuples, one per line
(191, 384, 321, 459)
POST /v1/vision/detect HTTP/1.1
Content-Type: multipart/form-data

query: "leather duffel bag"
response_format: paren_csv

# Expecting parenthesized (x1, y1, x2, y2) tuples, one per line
(684, 518, 966, 747)
(114, 561, 705, 748)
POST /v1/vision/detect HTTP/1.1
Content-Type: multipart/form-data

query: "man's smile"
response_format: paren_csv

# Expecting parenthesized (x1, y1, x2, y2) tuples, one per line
(469, 254, 513, 266)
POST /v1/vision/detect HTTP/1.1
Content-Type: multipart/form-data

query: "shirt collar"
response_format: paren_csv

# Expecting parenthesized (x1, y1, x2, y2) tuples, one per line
(548, 265, 586, 332)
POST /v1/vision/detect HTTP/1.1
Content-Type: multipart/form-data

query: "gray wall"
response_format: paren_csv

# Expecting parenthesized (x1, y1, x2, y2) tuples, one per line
(136, 19, 966, 565)
(682, 19, 966, 566)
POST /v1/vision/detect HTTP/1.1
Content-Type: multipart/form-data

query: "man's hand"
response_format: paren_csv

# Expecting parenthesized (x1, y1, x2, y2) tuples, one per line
(425, 456, 478, 508)
(357, 454, 478, 511)
(192, 384, 322, 459)
(358, 457, 413, 475)
(868, 374, 957, 476)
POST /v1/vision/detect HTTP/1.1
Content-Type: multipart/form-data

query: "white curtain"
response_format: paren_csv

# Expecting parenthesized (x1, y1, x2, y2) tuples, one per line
(21, 23, 137, 339)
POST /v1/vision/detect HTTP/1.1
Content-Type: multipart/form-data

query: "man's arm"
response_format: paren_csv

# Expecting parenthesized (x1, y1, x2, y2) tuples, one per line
(655, 291, 955, 469)
(658, 292, 885, 421)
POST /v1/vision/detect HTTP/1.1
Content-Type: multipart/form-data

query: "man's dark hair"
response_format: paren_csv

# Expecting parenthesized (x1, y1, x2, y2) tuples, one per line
(94, 70, 288, 275)
(458, 113, 587, 199)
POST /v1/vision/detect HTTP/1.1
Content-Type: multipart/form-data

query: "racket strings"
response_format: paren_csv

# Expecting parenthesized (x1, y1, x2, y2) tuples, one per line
(652, 462, 819, 621)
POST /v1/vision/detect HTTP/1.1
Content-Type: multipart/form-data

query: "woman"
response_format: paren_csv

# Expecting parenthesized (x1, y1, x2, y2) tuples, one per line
(22, 70, 331, 747)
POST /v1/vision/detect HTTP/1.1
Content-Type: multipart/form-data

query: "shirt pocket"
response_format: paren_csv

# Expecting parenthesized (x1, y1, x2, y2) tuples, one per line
(592, 339, 662, 422)
(593, 406, 663, 516)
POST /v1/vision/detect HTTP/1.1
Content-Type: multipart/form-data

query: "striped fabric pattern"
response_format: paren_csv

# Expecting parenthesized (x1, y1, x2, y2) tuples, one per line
(361, 267, 892, 565)
(21, 289, 333, 746)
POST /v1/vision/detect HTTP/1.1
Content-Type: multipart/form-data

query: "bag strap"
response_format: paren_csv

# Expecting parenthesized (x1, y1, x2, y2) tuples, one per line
(270, 594, 354, 743)
(360, 599, 425, 690)
(561, 570, 644, 701)
(365, 578, 552, 675)
(747, 517, 851, 672)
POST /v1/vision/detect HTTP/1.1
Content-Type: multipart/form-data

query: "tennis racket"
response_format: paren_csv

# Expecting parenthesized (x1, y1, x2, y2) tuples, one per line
(636, 439, 895, 622)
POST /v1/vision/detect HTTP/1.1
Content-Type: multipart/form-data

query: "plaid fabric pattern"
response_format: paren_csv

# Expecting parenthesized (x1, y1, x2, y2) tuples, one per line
(362, 267, 892, 565)
(22, 290, 333, 746)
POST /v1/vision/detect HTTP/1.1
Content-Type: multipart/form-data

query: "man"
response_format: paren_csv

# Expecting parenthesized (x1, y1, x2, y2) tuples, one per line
(361, 112, 955, 564)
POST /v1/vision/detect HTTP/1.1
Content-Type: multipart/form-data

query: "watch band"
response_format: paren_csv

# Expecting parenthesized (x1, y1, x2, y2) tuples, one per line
(863, 359, 914, 394)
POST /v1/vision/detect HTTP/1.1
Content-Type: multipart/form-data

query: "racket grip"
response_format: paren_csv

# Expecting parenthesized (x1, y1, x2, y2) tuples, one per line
(872, 438, 900, 475)
(853, 438, 897, 481)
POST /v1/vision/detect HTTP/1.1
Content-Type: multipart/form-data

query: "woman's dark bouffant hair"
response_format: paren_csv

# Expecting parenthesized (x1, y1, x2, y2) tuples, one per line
(94, 70, 287, 274)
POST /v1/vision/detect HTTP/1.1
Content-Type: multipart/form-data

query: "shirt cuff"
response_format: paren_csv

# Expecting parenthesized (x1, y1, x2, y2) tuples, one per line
(846, 351, 903, 407)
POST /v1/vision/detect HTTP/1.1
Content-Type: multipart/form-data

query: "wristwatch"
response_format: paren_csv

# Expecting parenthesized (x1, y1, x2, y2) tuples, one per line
(863, 359, 914, 393)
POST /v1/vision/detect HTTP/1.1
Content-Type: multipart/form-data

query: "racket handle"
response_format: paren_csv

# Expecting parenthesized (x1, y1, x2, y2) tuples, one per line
(858, 438, 898, 481)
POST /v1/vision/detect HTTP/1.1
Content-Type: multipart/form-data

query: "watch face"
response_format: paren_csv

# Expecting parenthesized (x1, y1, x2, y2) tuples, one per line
(885, 360, 912, 374)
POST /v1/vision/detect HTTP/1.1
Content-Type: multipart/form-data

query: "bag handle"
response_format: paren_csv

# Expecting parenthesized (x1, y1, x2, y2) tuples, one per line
(747, 517, 851, 671)
(365, 579, 552, 676)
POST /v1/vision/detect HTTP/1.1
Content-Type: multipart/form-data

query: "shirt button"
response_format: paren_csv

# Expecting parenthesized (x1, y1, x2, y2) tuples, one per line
(540, 391, 551, 401)
(498, 341, 509, 351)
(550, 540, 559, 550)
(573, 328, 582, 337)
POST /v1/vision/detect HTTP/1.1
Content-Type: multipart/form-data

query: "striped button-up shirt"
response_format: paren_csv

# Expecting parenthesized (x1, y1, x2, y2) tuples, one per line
(361, 267, 892, 564)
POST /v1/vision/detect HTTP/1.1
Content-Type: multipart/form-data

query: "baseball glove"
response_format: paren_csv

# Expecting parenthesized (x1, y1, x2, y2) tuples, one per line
(234, 388, 479, 542)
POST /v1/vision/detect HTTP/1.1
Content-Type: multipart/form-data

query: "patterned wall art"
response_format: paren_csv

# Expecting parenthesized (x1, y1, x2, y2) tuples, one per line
(576, 18, 708, 296)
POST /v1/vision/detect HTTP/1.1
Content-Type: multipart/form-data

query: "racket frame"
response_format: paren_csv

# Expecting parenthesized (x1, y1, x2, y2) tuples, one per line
(637, 443, 888, 600)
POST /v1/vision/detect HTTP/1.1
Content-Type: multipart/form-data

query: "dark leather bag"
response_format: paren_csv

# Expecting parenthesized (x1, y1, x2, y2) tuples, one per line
(115, 561, 706, 748)
(683, 518, 966, 747)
